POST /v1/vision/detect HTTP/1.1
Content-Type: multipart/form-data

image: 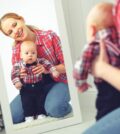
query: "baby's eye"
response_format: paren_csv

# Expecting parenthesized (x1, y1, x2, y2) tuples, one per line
(12, 22, 17, 27)
(25, 52, 29, 55)
(32, 52, 35, 54)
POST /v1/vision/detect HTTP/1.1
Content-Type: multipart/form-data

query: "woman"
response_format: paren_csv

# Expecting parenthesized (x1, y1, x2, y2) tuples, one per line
(0, 13, 72, 123)
(83, 40, 120, 134)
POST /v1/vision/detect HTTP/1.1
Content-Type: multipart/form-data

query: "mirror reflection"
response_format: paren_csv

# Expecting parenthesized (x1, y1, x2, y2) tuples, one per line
(0, 0, 73, 126)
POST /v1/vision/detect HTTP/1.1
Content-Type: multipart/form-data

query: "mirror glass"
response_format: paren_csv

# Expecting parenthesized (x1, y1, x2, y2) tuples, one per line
(0, 0, 81, 134)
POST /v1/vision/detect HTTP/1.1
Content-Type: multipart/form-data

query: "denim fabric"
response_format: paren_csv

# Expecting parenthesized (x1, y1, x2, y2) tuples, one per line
(83, 108, 120, 134)
(45, 82, 72, 117)
(10, 81, 71, 123)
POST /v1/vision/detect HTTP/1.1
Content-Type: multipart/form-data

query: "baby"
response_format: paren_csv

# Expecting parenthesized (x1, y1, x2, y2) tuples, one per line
(73, 2, 120, 92)
(73, 2, 120, 120)
(11, 41, 59, 122)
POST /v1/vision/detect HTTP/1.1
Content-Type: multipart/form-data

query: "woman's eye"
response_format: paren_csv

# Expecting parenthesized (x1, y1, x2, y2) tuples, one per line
(12, 22, 17, 27)
(25, 52, 28, 55)
(8, 30, 12, 35)
(32, 52, 35, 54)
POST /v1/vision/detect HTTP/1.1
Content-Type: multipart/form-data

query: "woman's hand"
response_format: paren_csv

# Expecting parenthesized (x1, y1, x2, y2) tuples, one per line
(32, 64, 46, 75)
(15, 81, 23, 90)
(91, 40, 109, 78)
(20, 68, 27, 79)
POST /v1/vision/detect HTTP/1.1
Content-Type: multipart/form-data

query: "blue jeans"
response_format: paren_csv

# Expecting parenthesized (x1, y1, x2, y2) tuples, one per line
(10, 82, 72, 124)
(83, 108, 120, 134)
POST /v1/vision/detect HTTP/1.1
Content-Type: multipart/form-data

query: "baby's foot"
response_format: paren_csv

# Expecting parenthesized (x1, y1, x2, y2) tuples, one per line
(25, 116, 34, 123)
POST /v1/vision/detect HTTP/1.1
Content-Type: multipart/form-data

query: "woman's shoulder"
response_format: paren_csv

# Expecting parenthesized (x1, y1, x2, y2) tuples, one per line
(35, 29, 55, 36)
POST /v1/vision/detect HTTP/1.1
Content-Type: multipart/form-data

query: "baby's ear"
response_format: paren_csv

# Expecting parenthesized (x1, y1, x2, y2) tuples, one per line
(90, 25, 96, 37)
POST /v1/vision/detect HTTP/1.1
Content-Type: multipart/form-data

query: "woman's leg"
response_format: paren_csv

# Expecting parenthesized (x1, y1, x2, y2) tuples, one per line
(45, 82, 72, 118)
(10, 94, 25, 124)
(83, 108, 120, 134)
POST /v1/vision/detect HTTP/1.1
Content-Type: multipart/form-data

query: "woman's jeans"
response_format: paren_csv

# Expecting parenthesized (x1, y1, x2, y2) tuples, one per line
(10, 82, 72, 124)
(83, 108, 120, 134)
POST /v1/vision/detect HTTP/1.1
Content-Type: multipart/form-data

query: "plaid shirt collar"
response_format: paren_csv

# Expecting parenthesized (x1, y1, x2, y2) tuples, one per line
(33, 29, 43, 46)
(95, 27, 114, 40)
(21, 60, 37, 67)
(94, 27, 120, 56)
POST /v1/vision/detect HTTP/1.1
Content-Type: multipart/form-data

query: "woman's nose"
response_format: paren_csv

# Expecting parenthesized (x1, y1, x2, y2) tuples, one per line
(13, 28, 19, 38)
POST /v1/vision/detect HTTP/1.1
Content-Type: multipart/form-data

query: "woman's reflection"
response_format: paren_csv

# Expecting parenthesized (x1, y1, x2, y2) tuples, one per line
(0, 12, 72, 124)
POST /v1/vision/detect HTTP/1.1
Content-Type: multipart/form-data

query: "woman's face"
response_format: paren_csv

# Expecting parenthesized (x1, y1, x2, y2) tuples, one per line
(1, 18, 29, 41)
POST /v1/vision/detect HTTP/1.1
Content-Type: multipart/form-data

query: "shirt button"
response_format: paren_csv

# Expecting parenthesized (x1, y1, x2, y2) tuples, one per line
(32, 84, 34, 87)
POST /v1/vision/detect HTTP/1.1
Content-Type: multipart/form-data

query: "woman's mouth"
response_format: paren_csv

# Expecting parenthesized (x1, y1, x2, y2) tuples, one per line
(16, 28, 23, 38)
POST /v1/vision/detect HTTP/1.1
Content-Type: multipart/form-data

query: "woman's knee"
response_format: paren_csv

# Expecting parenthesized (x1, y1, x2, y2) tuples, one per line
(45, 100, 72, 118)
(10, 95, 25, 124)
(44, 82, 72, 117)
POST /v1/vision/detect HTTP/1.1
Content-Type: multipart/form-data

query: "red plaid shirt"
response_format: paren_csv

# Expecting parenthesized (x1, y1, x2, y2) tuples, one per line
(12, 58, 56, 84)
(113, 0, 120, 43)
(73, 27, 120, 91)
(12, 30, 67, 83)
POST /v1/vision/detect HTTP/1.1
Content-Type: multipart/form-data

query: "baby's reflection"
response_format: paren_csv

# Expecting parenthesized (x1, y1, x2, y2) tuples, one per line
(11, 41, 60, 122)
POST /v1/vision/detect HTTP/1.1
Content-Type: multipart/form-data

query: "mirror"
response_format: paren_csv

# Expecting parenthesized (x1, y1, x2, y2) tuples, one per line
(0, 0, 82, 134)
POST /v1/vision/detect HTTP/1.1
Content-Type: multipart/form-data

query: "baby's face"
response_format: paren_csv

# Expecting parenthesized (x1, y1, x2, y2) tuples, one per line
(20, 42, 37, 64)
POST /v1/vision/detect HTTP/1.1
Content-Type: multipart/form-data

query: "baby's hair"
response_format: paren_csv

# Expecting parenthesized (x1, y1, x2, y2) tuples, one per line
(86, 2, 114, 41)
(87, 2, 113, 29)
(21, 41, 37, 49)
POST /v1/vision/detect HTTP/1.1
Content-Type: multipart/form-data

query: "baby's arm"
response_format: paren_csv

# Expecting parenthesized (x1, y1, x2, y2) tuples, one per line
(38, 58, 60, 78)
(11, 63, 23, 90)
(73, 44, 95, 92)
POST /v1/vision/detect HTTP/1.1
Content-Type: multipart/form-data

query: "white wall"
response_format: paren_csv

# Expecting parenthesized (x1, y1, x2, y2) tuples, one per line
(0, 0, 59, 102)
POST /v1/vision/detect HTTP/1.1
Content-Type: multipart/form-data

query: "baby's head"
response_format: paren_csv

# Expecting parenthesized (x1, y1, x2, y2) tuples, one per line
(20, 41, 37, 64)
(86, 2, 114, 42)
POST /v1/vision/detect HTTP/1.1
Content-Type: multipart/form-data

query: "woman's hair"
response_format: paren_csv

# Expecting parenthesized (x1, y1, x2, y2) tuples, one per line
(0, 12, 39, 46)
(0, 13, 23, 34)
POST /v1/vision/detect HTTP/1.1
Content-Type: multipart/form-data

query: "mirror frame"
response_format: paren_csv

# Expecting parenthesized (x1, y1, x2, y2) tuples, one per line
(0, 0, 82, 134)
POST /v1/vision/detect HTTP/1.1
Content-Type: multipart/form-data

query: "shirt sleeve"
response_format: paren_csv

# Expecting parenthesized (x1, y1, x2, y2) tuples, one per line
(11, 63, 21, 85)
(113, 0, 120, 44)
(38, 58, 54, 71)
(12, 43, 21, 65)
(50, 31, 64, 64)
(73, 44, 94, 82)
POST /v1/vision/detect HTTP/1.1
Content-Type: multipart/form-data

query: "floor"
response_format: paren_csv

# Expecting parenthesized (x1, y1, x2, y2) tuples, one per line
(0, 119, 95, 134)
(0, 91, 97, 134)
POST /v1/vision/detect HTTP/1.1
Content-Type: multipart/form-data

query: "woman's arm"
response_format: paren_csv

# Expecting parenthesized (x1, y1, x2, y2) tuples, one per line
(92, 40, 120, 91)
(55, 64, 66, 73)
(97, 62, 120, 91)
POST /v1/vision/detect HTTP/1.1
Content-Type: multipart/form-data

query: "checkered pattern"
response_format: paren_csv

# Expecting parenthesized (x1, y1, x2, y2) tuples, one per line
(12, 30, 67, 83)
(73, 27, 120, 92)
(12, 58, 54, 84)
(0, 106, 4, 131)
(113, 0, 120, 44)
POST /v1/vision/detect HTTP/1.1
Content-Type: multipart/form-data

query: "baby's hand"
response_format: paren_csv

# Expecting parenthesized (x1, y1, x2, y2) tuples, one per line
(52, 70, 60, 78)
(15, 82, 23, 90)
(78, 83, 91, 93)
